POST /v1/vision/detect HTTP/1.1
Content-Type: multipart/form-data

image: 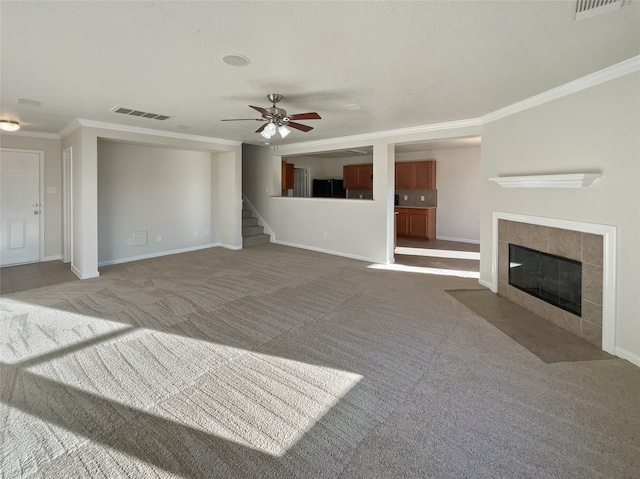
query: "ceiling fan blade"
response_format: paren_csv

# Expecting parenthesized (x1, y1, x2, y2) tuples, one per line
(255, 123, 267, 133)
(249, 105, 269, 116)
(287, 121, 313, 132)
(288, 112, 321, 121)
(221, 118, 263, 121)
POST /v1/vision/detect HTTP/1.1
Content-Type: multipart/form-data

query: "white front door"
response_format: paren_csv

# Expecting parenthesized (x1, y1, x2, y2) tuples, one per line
(1, 149, 41, 266)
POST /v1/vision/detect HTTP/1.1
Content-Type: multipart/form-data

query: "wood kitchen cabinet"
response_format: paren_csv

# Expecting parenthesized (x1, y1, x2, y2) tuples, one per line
(394, 161, 436, 189)
(395, 209, 408, 236)
(343, 164, 373, 190)
(282, 161, 294, 190)
(394, 207, 436, 240)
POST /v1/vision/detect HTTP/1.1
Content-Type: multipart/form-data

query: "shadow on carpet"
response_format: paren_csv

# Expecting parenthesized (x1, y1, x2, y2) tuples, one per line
(446, 289, 614, 364)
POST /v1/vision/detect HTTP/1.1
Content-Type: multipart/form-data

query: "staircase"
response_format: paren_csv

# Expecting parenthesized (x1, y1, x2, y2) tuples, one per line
(242, 206, 270, 247)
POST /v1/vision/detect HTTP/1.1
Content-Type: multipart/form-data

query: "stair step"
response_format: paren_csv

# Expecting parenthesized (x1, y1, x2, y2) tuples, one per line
(242, 224, 264, 236)
(242, 217, 258, 227)
(242, 209, 253, 218)
(243, 233, 270, 247)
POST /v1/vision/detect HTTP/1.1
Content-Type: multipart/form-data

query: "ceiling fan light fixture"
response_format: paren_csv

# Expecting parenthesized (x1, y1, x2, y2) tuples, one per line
(260, 129, 272, 139)
(0, 120, 20, 132)
(278, 125, 291, 138)
(265, 122, 277, 136)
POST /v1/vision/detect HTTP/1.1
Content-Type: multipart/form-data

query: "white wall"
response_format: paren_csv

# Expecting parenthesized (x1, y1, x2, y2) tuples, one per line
(97, 141, 213, 264)
(60, 122, 242, 277)
(397, 147, 481, 243)
(1, 134, 63, 260)
(480, 71, 640, 363)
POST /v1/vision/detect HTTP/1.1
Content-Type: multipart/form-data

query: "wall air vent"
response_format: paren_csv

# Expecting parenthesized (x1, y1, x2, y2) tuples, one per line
(575, 0, 624, 20)
(111, 106, 171, 121)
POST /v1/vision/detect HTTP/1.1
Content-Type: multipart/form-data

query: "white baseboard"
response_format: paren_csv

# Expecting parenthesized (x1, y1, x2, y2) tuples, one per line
(43, 254, 62, 262)
(436, 235, 480, 244)
(273, 239, 379, 264)
(98, 243, 219, 267)
(477, 278, 495, 291)
(71, 265, 99, 280)
(614, 347, 640, 368)
(218, 243, 242, 251)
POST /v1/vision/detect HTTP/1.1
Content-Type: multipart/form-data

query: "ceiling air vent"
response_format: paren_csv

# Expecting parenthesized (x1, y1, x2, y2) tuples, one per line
(575, 0, 624, 20)
(111, 106, 171, 121)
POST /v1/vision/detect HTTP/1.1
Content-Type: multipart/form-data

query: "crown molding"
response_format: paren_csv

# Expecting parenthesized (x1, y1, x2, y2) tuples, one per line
(0, 130, 60, 140)
(59, 118, 241, 146)
(482, 55, 640, 124)
(58, 119, 82, 138)
(272, 118, 482, 152)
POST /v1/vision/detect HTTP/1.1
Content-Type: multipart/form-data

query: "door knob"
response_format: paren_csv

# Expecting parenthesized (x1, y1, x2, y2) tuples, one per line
(34, 210, 39, 215)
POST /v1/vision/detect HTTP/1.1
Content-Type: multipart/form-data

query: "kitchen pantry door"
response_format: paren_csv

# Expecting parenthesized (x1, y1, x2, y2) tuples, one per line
(1, 149, 42, 266)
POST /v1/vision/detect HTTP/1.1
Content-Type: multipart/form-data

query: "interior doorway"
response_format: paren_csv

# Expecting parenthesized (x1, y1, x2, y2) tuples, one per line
(293, 167, 310, 197)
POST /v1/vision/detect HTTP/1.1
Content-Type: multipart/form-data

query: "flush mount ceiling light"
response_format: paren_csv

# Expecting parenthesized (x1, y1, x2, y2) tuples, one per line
(0, 120, 20, 132)
(221, 54, 250, 67)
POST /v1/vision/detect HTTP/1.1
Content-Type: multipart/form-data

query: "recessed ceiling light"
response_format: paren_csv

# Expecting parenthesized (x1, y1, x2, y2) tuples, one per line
(222, 54, 250, 67)
(345, 104, 362, 111)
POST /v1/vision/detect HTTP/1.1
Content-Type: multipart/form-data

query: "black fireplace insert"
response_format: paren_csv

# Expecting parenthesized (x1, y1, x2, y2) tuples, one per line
(508, 244, 582, 316)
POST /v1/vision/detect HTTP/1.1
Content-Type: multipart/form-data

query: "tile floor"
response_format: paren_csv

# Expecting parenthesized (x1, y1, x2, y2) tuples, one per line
(1, 260, 78, 295)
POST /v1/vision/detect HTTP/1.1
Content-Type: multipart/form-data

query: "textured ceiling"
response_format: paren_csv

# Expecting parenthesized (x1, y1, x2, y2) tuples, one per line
(1, 1, 638, 146)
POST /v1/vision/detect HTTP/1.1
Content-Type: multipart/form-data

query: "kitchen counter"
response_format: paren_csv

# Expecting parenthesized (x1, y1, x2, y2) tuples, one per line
(395, 206, 436, 209)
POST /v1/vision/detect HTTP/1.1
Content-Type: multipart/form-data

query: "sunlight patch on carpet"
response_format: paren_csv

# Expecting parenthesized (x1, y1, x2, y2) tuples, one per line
(368, 262, 479, 278)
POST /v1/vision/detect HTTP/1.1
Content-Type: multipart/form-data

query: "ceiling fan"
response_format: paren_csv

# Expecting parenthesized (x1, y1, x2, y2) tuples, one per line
(222, 93, 321, 139)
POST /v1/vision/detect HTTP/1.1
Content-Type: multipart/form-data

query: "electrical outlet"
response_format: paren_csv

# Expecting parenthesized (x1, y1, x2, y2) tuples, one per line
(359, 194, 363, 199)
(204, 228, 209, 236)
(193, 230, 199, 237)
(156, 234, 162, 242)
(404, 195, 408, 200)
(323, 232, 328, 239)
(421, 196, 425, 201)
(127, 239, 132, 246)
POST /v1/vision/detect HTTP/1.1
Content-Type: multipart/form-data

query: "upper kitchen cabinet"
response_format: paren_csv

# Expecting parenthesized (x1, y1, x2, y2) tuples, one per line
(343, 164, 373, 190)
(395, 160, 436, 189)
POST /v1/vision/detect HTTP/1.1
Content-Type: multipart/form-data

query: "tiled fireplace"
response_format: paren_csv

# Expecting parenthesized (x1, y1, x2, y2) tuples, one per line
(494, 214, 614, 350)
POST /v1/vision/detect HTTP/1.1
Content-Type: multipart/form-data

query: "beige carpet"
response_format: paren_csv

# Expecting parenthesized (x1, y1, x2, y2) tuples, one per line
(1, 244, 639, 478)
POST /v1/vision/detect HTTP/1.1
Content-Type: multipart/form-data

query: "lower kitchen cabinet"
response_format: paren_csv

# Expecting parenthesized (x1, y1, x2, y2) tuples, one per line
(395, 207, 436, 240)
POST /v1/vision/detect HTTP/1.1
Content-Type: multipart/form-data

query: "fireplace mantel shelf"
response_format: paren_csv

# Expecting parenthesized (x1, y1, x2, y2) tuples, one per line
(489, 173, 602, 188)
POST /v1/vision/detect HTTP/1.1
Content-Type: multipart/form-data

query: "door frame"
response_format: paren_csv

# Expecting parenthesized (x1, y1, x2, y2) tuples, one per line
(1, 148, 45, 264)
(62, 146, 73, 264)
(293, 167, 311, 197)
